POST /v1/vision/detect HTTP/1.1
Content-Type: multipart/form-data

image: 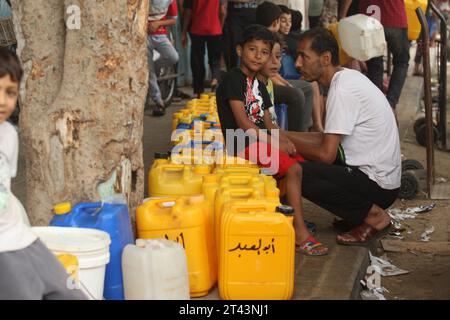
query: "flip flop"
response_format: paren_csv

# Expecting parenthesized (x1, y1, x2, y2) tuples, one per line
(295, 235, 329, 256)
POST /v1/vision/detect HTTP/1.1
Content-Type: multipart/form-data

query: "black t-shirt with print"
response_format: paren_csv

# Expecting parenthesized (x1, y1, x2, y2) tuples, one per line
(216, 67, 272, 155)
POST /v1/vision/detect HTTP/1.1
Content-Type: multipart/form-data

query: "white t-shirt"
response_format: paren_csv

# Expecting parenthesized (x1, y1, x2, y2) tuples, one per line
(0, 122, 37, 253)
(324, 68, 401, 190)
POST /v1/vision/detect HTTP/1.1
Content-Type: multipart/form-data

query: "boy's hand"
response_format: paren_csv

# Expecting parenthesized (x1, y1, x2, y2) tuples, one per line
(148, 21, 161, 33)
(279, 138, 297, 156)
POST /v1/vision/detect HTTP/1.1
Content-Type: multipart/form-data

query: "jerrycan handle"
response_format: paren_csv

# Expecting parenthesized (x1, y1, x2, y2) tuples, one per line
(162, 164, 185, 172)
(228, 188, 255, 197)
(227, 176, 253, 185)
(73, 202, 103, 216)
(235, 205, 268, 213)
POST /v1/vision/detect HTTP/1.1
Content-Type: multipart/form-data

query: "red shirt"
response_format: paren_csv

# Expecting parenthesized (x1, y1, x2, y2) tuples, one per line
(148, 0, 178, 36)
(183, 0, 223, 36)
(359, 0, 407, 28)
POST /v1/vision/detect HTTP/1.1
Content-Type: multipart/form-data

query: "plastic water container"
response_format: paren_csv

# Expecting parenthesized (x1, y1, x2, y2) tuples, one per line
(338, 14, 387, 61)
(327, 22, 352, 65)
(214, 188, 280, 247)
(122, 239, 190, 300)
(50, 199, 133, 300)
(149, 159, 211, 197)
(136, 196, 217, 297)
(405, 0, 428, 40)
(218, 202, 295, 300)
(32, 226, 111, 300)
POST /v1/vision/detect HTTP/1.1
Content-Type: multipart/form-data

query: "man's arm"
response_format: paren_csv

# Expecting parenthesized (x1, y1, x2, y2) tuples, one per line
(284, 131, 341, 164)
(339, 0, 353, 20)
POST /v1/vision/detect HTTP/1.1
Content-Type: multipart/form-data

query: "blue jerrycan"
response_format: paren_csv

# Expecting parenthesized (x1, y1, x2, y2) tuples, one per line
(50, 197, 134, 300)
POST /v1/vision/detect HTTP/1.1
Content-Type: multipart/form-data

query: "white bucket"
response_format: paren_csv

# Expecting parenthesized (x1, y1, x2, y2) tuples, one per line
(32, 227, 111, 300)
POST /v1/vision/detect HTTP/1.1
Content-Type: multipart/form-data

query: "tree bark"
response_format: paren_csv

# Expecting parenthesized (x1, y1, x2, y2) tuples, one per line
(10, 0, 149, 226)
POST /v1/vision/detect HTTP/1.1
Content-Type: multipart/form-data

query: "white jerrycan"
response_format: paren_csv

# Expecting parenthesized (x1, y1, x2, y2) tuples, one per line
(122, 238, 190, 300)
(338, 14, 387, 62)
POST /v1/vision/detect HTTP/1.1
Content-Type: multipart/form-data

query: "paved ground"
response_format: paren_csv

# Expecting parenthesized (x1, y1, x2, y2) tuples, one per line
(11, 46, 450, 300)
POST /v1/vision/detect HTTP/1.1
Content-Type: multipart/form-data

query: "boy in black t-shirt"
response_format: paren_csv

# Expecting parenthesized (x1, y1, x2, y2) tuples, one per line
(216, 25, 328, 256)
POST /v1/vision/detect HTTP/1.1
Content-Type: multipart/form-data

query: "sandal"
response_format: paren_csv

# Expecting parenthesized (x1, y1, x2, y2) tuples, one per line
(336, 222, 392, 246)
(295, 235, 328, 256)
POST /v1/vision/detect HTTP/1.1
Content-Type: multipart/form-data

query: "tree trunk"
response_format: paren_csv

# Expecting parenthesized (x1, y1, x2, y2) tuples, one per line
(10, 0, 149, 226)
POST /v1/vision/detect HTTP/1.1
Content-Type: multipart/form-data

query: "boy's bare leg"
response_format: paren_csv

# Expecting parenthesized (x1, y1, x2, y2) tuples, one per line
(286, 164, 310, 245)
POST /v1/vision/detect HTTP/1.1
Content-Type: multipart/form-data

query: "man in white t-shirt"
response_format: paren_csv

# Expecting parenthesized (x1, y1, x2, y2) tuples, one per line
(283, 27, 401, 246)
(0, 48, 86, 299)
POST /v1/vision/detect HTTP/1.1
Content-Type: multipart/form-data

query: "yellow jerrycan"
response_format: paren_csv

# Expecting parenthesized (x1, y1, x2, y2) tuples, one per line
(327, 22, 352, 65)
(214, 187, 280, 247)
(405, 0, 428, 40)
(149, 157, 211, 197)
(218, 202, 295, 300)
(136, 196, 217, 297)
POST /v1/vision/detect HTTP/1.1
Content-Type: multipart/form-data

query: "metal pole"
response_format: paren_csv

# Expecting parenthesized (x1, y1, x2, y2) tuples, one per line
(416, 7, 434, 196)
(430, 1, 448, 150)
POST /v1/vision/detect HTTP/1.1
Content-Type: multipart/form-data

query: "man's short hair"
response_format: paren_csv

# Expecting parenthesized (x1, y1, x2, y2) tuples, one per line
(256, 1, 282, 28)
(298, 27, 340, 66)
(238, 25, 275, 50)
(0, 48, 23, 83)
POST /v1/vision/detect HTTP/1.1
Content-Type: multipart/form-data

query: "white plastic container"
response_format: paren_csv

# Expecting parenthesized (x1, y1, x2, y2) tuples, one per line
(338, 14, 386, 61)
(32, 226, 111, 300)
(122, 239, 190, 300)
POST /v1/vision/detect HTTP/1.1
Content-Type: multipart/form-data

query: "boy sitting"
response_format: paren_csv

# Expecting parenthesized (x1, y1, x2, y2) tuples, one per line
(216, 25, 328, 256)
(0, 48, 87, 299)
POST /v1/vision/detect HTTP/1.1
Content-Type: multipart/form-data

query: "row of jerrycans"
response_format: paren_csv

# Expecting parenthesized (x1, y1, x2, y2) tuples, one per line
(149, 154, 260, 197)
(143, 158, 295, 299)
(136, 196, 295, 300)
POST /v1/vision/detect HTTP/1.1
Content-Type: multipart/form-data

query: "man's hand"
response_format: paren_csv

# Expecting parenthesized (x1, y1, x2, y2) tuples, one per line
(148, 21, 161, 33)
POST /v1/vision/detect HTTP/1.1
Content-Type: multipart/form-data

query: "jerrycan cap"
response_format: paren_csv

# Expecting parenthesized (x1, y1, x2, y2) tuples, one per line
(154, 152, 170, 159)
(276, 205, 294, 216)
(54, 202, 72, 215)
(194, 165, 210, 174)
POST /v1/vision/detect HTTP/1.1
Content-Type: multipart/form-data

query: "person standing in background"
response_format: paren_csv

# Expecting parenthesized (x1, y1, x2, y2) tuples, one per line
(222, 0, 264, 70)
(309, 0, 324, 28)
(146, 0, 179, 116)
(182, 0, 227, 96)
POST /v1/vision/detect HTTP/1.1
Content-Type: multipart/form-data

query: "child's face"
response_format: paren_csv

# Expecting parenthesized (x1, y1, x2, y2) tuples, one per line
(238, 39, 272, 75)
(0, 75, 19, 124)
(261, 43, 282, 78)
(279, 13, 292, 35)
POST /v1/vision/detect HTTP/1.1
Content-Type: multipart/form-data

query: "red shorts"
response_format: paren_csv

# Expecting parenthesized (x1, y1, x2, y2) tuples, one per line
(238, 141, 306, 177)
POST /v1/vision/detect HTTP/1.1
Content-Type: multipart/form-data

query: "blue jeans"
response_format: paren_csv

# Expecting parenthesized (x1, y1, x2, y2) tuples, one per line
(366, 28, 410, 109)
(147, 35, 179, 104)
